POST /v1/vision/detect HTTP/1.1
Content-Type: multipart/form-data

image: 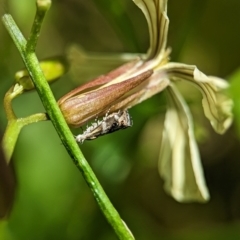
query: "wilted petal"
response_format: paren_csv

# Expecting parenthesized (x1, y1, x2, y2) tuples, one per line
(68, 45, 141, 84)
(113, 70, 170, 110)
(161, 63, 233, 134)
(133, 0, 169, 62)
(159, 84, 210, 202)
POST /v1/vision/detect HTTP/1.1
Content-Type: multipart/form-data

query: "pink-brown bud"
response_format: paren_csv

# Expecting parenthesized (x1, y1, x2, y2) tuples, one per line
(58, 69, 153, 127)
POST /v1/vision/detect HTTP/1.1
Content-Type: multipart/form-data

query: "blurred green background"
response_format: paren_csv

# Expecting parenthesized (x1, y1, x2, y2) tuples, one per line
(1, 0, 240, 239)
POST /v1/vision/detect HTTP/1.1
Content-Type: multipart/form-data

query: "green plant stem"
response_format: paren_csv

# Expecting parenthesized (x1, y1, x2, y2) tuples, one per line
(3, 85, 20, 120)
(3, 84, 48, 162)
(2, 9, 134, 240)
(2, 113, 48, 163)
(26, 0, 52, 52)
(3, 120, 21, 163)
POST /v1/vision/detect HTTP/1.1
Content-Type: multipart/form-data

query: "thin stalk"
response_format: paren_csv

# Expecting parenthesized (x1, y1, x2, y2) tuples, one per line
(2, 113, 48, 163)
(2, 3, 134, 239)
(26, 0, 51, 52)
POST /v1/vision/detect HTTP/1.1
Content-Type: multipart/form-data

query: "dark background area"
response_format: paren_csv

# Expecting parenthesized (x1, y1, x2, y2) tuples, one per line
(1, 0, 240, 239)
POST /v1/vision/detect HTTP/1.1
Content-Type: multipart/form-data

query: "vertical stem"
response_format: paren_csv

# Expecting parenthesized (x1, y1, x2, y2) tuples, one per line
(2, 113, 48, 163)
(3, 85, 18, 120)
(26, 0, 51, 52)
(2, 3, 134, 239)
(2, 120, 21, 163)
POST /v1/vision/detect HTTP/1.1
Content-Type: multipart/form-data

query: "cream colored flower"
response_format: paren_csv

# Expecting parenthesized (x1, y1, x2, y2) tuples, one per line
(59, 0, 233, 202)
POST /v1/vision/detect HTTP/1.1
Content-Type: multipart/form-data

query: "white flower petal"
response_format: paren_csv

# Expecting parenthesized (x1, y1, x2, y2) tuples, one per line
(132, 0, 169, 62)
(161, 63, 233, 134)
(67, 45, 140, 83)
(159, 84, 210, 202)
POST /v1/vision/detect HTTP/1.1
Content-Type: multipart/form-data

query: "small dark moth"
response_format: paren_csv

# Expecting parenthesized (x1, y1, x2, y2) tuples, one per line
(75, 110, 132, 143)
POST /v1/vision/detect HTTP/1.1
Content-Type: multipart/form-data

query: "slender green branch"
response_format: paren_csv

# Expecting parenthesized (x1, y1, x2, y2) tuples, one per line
(2, 120, 21, 163)
(2, 113, 48, 163)
(2, 14, 26, 53)
(3, 85, 21, 120)
(26, 0, 51, 52)
(2, 2, 134, 239)
(3, 83, 48, 162)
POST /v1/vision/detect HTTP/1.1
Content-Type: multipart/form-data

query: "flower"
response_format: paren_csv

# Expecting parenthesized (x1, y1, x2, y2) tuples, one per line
(58, 0, 233, 202)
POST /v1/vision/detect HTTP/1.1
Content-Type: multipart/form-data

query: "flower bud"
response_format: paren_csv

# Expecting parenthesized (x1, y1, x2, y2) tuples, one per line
(58, 69, 153, 127)
(15, 57, 68, 91)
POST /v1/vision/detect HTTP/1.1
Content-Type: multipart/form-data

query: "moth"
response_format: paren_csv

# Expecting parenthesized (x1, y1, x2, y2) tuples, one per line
(75, 110, 132, 143)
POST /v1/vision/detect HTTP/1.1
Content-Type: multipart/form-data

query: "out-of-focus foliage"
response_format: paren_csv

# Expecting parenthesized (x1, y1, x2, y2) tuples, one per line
(1, 0, 240, 239)
(229, 68, 240, 135)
